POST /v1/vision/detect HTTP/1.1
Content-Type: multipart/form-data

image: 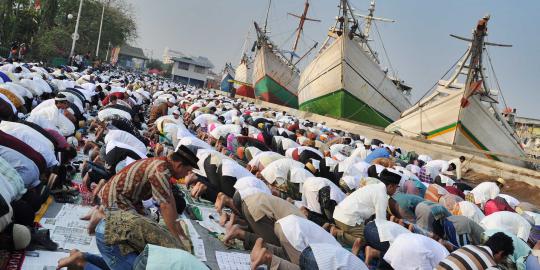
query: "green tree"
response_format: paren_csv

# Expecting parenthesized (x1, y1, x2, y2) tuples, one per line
(146, 59, 164, 70)
(0, 0, 137, 62)
(163, 63, 173, 77)
(0, 0, 40, 47)
(32, 26, 71, 61)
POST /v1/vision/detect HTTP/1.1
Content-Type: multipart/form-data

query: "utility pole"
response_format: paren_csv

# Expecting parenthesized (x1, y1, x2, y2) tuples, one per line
(96, 0, 110, 58)
(105, 41, 111, 62)
(69, 0, 83, 60)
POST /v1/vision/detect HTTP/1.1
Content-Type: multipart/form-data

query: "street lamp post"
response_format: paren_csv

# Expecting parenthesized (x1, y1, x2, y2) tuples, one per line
(69, 0, 84, 61)
(96, 0, 110, 58)
(105, 41, 111, 62)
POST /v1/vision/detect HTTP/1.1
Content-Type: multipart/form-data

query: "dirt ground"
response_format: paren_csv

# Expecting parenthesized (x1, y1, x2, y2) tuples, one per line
(462, 170, 540, 208)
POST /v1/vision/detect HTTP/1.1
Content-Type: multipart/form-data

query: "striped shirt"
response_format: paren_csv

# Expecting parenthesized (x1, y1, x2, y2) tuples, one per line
(99, 157, 173, 214)
(436, 245, 499, 270)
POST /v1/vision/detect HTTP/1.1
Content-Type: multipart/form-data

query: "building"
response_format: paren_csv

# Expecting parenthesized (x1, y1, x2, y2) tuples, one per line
(117, 45, 148, 71)
(163, 47, 183, 64)
(169, 51, 214, 88)
(206, 70, 220, 89)
(515, 116, 540, 158)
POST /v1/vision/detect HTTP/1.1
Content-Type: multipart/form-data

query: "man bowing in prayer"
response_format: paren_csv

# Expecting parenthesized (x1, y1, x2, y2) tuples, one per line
(330, 169, 401, 249)
(94, 145, 198, 242)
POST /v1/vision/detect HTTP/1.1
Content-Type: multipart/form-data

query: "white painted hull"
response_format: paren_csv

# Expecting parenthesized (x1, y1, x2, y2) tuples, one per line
(234, 62, 252, 88)
(386, 83, 526, 166)
(298, 36, 411, 120)
(253, 45, 299, 94)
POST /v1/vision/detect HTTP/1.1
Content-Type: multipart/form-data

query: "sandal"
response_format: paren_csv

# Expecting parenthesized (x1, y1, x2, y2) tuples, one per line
(27, 229, 58, 251)
(54, 193, 76, 204)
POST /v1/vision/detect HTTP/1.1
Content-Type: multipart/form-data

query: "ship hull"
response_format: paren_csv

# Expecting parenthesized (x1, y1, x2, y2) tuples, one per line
(253, 46, 299, 108)
(234, 62, 255, 98)
(220, 74, 234, 93)
(298, 36, 411, 127)
(236, 85, 255, 98)
(386, 84, 526, 166)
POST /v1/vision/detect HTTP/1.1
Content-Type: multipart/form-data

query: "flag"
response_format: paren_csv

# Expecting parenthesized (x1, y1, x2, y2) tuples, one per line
(34, 0, 41, 10)
(110, 47, 120, 65)
(460, 80, 483, 108)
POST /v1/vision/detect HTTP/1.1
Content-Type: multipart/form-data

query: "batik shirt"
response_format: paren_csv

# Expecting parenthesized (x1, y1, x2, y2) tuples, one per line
(100, 157, 173, 214)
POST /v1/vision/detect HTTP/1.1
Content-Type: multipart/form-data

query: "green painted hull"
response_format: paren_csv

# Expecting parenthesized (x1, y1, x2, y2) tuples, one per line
(299, 89, 393, 127)
(255, 76, 298, 108)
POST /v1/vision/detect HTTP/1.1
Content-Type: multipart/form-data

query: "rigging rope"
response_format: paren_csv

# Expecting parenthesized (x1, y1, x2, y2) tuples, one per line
(416, 48, 469, 103)
(373, 21, 396, 79)
(485, 47, 508, 110)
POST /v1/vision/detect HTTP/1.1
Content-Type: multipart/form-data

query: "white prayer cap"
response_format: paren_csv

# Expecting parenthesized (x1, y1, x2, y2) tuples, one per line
(54, 93, 69, 102)
(405, 164, 421, 175)
(417, 154, 432, 163)
(67, 136, 78, 148)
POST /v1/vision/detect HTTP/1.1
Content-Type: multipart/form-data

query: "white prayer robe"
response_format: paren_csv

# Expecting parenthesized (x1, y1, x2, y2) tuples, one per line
(332, 182, 388, 226)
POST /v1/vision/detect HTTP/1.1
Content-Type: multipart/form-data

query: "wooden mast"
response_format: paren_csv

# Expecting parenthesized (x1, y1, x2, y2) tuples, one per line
(263, 0, 272, 34)
(288, 0, 320, 62)
(363, 0, 376, 39)
(446, 15, 511, 107)
(239, 29, 251, 65)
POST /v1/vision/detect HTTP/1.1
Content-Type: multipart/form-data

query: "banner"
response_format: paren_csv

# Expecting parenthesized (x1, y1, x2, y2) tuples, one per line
(110, 47, 120, 65)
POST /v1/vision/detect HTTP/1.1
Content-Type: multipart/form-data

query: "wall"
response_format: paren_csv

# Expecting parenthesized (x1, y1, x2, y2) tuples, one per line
(171, 60, 208, 83)
(217, 90, 540, 187)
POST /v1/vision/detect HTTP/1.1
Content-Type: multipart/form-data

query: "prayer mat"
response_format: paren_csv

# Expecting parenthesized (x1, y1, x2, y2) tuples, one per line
(72, 181, 93, 206)
(0, 250, 25, 270)
(177, 184, 214, 208)
(34, 196, 54, 223)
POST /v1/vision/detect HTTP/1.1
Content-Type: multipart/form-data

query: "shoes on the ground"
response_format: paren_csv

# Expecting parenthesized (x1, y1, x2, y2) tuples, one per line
(53, 193, 77, 204)
(27, 229, 58, 251)
(50, 186, 79, 196)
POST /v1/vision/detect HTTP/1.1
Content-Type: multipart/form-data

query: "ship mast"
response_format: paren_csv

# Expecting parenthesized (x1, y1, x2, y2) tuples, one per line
(463, 15, 489, 100)
(356, 0, 395, 40)
(341, 0, 349, 35)
(363, 0, 376, 39)
(239, 30, 251, 64)
(288, 0, 320, 62)
(263, 0, 272, 35)
(443, 15, 511, 107)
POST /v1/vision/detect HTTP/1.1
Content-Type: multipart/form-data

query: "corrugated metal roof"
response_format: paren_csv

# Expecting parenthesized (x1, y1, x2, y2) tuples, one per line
(171, 55, 214, 69)
(516, 116, 540, 126)
(119, 45, 148, 60)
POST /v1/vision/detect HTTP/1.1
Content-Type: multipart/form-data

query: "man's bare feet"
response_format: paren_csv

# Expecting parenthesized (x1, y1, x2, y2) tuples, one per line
(219, 212, 229, 227)
(81, 161, 89, 174)
(329, 225, 341, 237)
(322, 223, 332, 232)
(299, 206, 309, 217)
(91, 179, 106, 198)
(223, 213, 244, 244)
(87, 206, 105, 235)
(57, 249, 85, 270)
(81, 174, 90, 190)
(215, 192, 227, 214)
(80, 206, 97, 221)
(351, 238, 363, 256)
(364, 246, 381, 265)
(250, 238, 272, 270)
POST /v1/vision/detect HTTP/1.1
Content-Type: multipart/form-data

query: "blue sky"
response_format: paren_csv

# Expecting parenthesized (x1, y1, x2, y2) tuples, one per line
(130, 0, 539, 118)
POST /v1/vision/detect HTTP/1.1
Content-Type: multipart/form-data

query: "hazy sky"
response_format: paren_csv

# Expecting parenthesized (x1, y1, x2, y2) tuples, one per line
(129, 0, 540, 118)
